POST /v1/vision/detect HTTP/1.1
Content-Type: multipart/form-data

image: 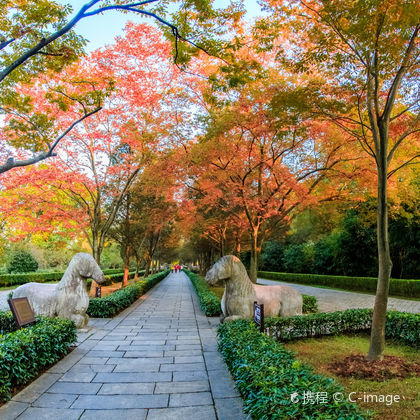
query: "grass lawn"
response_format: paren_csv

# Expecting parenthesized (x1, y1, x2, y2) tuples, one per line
(284, 334, 419, 419)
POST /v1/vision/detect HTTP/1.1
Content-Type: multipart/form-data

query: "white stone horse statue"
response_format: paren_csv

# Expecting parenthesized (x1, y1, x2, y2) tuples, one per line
(13, 253, 105, 328)
(205, 255, 302, 322)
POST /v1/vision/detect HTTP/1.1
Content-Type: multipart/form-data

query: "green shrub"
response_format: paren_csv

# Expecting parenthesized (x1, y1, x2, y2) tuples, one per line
(266, 309, 373, 342)
(258, 271, 420, 298)
(385, 311, 420, 347)
(185, 270, 222, 316)
(87, 270, 169, 318)
(0, 268, 132, 288)
(0, 316, 76, 402)
(0, 311, 17, 335)
(218, 320, 366, 419)
(7, 251, 39, 274)
(265, 309, 419, 348)
(0, 271, 63, 287)
(302, 294, 318, 313)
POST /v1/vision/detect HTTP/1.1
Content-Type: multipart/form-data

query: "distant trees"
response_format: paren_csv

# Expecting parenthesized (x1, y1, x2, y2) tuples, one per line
(260, 201, 420, 280)
(183, 48, 368, 282)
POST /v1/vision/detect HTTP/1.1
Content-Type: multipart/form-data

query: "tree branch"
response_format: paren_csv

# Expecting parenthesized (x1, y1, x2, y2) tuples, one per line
(382, 24, 420, 121)
(387, 154, 420, 178)
(0, 107, 101, 174)
(0, 37, 15, 51)
(0, 0, 210, 82)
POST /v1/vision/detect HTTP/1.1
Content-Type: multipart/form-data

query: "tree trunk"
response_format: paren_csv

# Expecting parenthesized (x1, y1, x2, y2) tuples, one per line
(249, 229, 259, 283)
(89, 234, 102, 296)
(134, 256, 140, 281)
(219, 226, 226, 257)
(145, 256, 152, 277)
(233, 231, 241, 256)
(122, 244, 130, 287)
(368, 142, 392, 361)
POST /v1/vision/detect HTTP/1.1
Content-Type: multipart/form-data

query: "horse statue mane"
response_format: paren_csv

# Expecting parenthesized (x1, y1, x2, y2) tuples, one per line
(205, 255, 302, 322)
(13, 253, 105, 328)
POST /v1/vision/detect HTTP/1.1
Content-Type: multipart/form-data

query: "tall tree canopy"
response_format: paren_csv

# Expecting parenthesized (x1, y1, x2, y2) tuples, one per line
(258, 0, 420, 360)
(0, 0, 244, 173)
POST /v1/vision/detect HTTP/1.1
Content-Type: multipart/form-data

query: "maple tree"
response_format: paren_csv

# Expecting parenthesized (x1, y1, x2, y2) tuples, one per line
(183, 43, 370, 281)
(131, 152, 180, 276)
(0, 164, 89, 243)
(259, 0, 420, 360)
(0, 24, 183, 271)
(0, 0, 243, 173)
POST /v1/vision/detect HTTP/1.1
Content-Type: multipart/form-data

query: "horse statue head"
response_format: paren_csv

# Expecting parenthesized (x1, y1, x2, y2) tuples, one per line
(205, 255, 245, 286)
(68, 252, 106, 285)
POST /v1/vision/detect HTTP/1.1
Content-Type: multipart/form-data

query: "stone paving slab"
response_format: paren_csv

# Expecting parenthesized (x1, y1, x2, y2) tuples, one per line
(258, 278, 420, 313)
(147, 405, 216, 420)
(32, 393, 77, 409)
(169, 391, 213, 407)
(98, 383, 155, 395)
(16, 407, 84, 420)
(71, 394, 169, 409)
(79, 409, 147, 420)
(0, 272, 246, 419)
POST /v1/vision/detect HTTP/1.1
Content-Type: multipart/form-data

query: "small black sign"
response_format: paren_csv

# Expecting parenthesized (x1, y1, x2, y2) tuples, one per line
(8, 297, 36, 328)
(95, 286, 102, 298)
(253, 301, 264, 332)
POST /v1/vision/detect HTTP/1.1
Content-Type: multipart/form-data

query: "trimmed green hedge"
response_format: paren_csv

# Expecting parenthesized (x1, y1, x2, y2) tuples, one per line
(86, 270, 143, 290)
(258, 271, 420, 298)
(185, 270, 222, 316)
(218, 320, 366, 419)
(87, 270, 169, 318)
(103, 270, 145, 285)
(265, 309, 420, 348)
(0, 314, 76, 402)
(0, 268, 140, 288)
(0, 271, 63, 287)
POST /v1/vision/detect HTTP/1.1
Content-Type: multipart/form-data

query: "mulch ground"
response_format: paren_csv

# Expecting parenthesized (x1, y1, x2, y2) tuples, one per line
(328, 354, 420, 381)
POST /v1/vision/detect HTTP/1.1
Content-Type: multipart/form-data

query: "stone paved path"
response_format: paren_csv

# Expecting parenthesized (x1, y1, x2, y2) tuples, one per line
(258, 278, 420, 313)
(0, 272, 248, 420)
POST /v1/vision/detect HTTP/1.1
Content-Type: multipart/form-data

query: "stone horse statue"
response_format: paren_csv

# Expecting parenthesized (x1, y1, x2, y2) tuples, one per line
(13, 253, 105, 328)
(205, 255, 302, 322)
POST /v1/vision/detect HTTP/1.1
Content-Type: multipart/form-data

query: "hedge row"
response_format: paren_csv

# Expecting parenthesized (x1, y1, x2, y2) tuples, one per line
(218, 320, 366, 419)
(0, 314, 76, 402)
(0, 271, 63, 287)
(265, 309, 420, 348)
(185, 270, 222, 316)
(0, 268, 142, 288)
(258, 271, 420, 298)
(87, 270, 169, 318)
(86, 270, 144, 290)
